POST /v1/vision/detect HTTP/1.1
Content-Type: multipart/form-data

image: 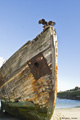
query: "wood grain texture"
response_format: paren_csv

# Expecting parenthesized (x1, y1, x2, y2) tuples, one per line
(0, 26, 58, 120)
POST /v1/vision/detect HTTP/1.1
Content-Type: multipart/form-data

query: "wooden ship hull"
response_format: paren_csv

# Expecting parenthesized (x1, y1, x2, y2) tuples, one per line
(0, 26, 58, 120)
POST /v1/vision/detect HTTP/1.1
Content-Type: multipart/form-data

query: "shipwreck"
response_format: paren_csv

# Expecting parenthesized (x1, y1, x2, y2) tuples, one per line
(0, 20, 58, 120)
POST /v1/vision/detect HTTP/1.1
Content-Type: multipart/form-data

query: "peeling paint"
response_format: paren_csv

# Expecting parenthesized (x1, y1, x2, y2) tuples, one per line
(0, 26, 58, 120)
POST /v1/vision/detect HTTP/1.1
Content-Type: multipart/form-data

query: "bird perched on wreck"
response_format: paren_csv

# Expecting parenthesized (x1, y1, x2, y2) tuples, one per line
(39, 19, 55, 28)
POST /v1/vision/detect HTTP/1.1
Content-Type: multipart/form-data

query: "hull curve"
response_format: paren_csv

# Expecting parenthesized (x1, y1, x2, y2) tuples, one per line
(0, 26, 58, 120)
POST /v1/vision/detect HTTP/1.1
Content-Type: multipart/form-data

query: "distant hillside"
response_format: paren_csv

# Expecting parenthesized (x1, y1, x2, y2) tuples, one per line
(57, 86, 80, 100)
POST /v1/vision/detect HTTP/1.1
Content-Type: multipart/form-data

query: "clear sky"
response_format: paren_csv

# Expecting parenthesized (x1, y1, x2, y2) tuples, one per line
(0, 0, 80, 91)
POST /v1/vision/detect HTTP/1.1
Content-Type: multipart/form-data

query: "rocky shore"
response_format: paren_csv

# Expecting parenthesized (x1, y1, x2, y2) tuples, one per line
(57, 87, 80, 100)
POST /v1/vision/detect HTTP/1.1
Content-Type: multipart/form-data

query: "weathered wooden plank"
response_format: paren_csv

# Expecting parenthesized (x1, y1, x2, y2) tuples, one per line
(1, 28, 51, 80)
(0, 26, 58, 120)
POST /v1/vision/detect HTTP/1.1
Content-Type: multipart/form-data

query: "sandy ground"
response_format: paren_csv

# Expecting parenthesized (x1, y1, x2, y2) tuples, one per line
(51, 107, 80, 120)
(0, 108, 80, 120)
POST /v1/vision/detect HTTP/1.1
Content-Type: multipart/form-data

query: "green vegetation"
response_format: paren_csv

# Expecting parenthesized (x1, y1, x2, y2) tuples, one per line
(57, 86, 80, 100)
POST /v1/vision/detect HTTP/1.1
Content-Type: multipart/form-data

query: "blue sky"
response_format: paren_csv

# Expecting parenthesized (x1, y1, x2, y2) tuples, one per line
(0, 0, 80, 91)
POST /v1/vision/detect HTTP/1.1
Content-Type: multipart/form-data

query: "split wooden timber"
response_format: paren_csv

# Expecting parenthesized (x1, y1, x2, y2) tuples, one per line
(0, 26, 58, 120)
